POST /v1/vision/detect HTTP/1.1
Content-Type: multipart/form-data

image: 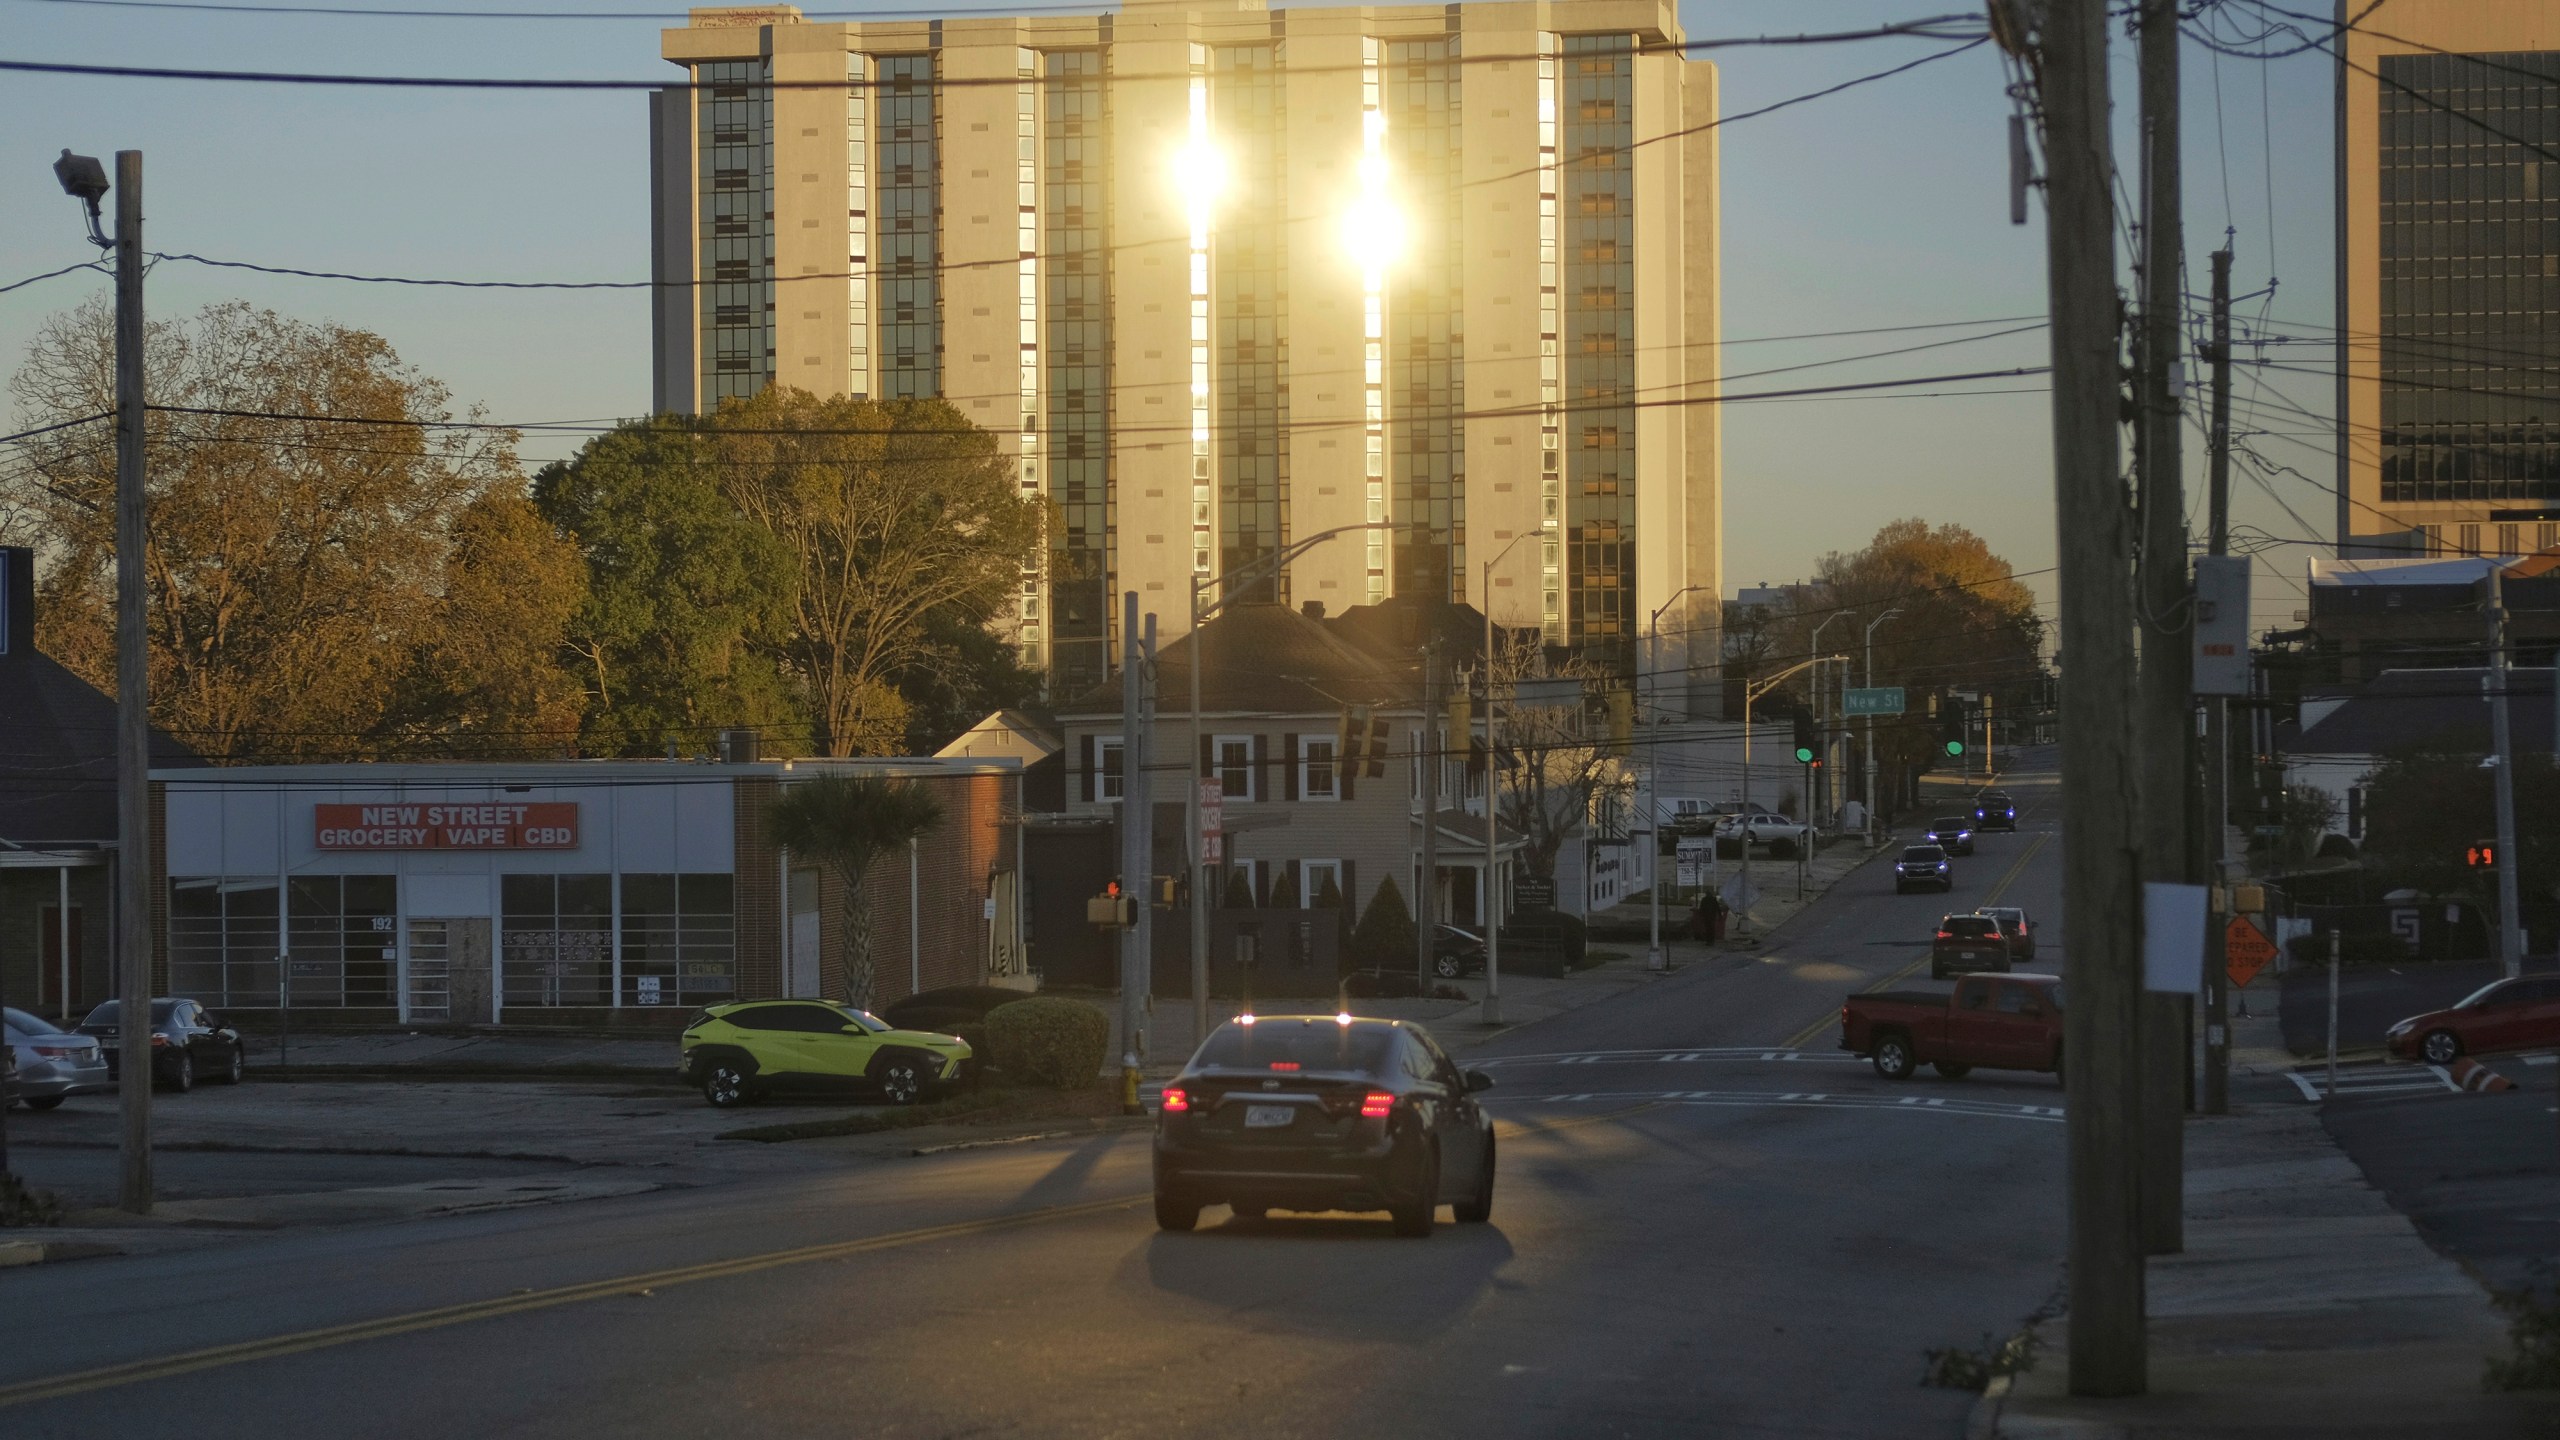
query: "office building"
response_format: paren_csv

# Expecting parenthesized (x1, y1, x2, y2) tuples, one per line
(651, 0, 1721, 702)
(2340, 1, 2560, 555)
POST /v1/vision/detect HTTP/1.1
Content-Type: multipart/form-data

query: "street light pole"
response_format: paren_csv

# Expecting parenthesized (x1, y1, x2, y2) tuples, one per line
(1862, 609, 1902, 846)
(1646, 584, 1712, 972)
(1480, 530, 1537, 1025)
(1807, 611, 1846, 830)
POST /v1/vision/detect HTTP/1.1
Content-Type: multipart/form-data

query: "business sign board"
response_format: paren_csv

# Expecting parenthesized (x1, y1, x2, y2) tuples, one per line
(2192, 555, 2251, 695)
(1843, 687, 1905, 717)
(314, 802, 580, 851)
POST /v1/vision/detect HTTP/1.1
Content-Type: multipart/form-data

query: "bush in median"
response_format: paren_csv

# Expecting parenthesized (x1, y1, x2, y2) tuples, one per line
(982, 996, 1109, 1088)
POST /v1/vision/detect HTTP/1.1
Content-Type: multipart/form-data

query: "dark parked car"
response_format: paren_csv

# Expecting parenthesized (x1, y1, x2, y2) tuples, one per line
(1431, 925, 1486, 979)
(2386, 974, 2560, 1066)
(76, 998, 246, 1092)
(1931, 915, 2011, 979)
(1153, 1014, 1496, 1237)
(5, 1007, 111, 1110)
(1894, 845, 1953, 894)
(1926, 816, 1977, 856)
(1973, 790, 2019, 832)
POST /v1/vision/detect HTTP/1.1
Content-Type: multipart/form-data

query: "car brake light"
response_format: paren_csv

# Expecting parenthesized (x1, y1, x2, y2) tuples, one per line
(1160, 1087, 1189, 1113)
(1268, 1061, 1301, 1071)
(1935, 930, 1953, 940)
(1359, 1091, 1395, 1119)
(150, 1034, 172, 1048)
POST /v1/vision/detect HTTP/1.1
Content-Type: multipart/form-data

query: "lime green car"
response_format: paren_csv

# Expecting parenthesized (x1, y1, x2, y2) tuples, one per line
(679, 1000, 973, 1108)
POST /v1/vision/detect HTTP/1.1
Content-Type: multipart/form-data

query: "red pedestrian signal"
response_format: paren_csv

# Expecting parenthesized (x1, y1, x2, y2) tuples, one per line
(2466, 840, 2497, 868)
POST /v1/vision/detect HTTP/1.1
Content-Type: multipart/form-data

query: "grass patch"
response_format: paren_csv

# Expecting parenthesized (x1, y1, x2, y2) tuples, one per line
(0, 1173, 65, 1228)
(1920, 1328, 2040, 1390)
(719, 1083, 1127, 1143)
(2486, 1270, 2560, 1391)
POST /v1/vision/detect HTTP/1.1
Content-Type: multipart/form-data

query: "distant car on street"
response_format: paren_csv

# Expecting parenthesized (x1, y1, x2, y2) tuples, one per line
(1153, 1014, 1495, 1237)
(2385, 974, 2560, 1066)
(1978, 906, 2037, 962)
(1432, 924, 1486, 979)
(1715, 810, 1811, 849)
(1931, 915, 2011, 979)
(1894, 845, 1953, 894)
(1839, 973, 2064, 1081)
(4, 1007, 110, 1111)
(1972, 790, 2019, 832)
(75, 998, 245, 1092)
(1925, 815, 1978, 856)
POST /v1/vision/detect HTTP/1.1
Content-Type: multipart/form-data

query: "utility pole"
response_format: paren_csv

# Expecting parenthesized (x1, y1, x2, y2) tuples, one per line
(109, 153, 154, 1215)
(1864, 609, 1901, 847)
(2204, 246, 2234, 1115)
(1137, 614, 1157, 1048)
(2487, 566, 2523, 981)
(2134, 0, 2191, 1260)
(1118, 593, 1148, 1098)
(2033, 0, 2149, 1395)
(1417, 641, 1441, 992)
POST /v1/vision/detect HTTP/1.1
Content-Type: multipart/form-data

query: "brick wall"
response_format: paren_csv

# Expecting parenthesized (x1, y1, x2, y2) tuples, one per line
(809, 769, 1017, 1009)
(732, 776, 783, 998)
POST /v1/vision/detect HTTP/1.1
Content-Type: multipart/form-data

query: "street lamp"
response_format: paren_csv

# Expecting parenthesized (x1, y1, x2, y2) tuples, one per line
(1733, 656, 1823, 941)
(1863, 608, 1904, 846)
(1806, 609, 1846, 828)
(1477, 529, 1538, 1025)
(1644, 583, 1712, 973)
(1187, 522, 1390, 1047)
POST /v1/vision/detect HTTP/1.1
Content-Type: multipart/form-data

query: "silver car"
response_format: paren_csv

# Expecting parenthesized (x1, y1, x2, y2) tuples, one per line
(4, 1006, 111, 1111)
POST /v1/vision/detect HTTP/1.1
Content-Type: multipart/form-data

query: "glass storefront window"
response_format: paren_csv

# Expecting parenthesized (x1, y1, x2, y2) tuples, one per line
(501, 873, 614, 1008)
(619, 873, 736, 1008)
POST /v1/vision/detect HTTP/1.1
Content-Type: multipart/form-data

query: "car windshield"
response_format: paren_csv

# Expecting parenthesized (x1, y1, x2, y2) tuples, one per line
(2453, 979, 2525, 1009)
(1902, 847, 1945, 862)
(1942, 918, 1998, 937)
(1193, 1019, 1395, 1075)
(836, 1007, 890, 1032)
(80, 1001, 178, 1027)
(1932, 817, 1967, 829)
(3, 1007, 64, 1036)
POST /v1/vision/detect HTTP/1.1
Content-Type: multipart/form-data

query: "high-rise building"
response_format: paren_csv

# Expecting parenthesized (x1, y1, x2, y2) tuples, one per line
(2339, 2, 2560, 556)
(651, 0, 1721, 703)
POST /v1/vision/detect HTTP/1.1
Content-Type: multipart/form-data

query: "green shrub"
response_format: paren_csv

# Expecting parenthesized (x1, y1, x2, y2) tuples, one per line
(1350, 876, 1417, 969)
(982, 996, 1110, 1088)
(0, 1174, 64, 1228)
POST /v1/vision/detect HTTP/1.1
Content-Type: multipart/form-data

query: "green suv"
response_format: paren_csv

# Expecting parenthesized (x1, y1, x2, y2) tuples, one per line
(679, 1000, 973, 1108)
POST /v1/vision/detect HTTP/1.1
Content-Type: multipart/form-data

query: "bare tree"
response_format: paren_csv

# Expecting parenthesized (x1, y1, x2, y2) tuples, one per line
(1487, 632, 1630, 881)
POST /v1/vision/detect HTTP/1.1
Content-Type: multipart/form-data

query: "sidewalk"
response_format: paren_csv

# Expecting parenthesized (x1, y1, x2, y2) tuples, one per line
(240, 1029, 673, 1077)
(1973, 1006, 2560, 1438)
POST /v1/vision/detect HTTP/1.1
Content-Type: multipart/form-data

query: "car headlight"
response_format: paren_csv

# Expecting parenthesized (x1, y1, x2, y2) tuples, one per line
(2386, 1019, 2412, 1036)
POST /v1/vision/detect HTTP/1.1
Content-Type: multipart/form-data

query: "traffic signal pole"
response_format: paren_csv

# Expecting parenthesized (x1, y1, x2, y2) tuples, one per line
(2204, 247, 2234, 1115)
(2488, 565, 2523, 981)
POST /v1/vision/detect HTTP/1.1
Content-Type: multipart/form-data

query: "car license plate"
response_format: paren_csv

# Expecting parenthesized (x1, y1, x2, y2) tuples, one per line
(1960, 950, 1982, 961)
(1243, 1105, 1296, 1129)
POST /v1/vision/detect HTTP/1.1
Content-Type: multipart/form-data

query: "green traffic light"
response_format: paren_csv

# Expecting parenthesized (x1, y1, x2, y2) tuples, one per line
(1944, 740, 1964, 756)
(1794, 746, 1815, 764)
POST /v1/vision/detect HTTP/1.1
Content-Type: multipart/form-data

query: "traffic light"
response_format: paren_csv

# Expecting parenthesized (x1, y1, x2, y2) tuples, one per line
(2467, 838, 2498, 868)
(1791, 711, 1818, 766)
(1337, 705, 1390, 779)
(1940, 699, 1968, 758)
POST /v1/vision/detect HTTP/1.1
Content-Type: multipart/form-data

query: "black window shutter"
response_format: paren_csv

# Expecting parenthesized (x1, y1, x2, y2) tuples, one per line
(1253, 734, 1270, 803)
(1282, 733, 1299, 801)
(1079, 733, 1095, 803)
(1342, 859, 1359, 919)
(1199, 732, 1214, 782)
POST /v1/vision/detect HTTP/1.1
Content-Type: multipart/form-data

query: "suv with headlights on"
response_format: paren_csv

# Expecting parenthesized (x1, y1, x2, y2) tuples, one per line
(1894, 845, 1953, 894)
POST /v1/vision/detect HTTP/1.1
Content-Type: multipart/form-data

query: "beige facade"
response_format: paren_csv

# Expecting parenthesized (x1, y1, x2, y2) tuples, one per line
(654, 0, 1720, 704)
(2339, 2, 2560, 554)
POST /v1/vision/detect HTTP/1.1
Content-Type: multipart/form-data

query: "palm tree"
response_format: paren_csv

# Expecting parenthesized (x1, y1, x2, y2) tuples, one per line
(766, 772, 944, 1009)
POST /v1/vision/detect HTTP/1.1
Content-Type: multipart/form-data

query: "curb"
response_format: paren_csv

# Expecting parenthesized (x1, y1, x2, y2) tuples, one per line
(0, 1238, 126, 1269)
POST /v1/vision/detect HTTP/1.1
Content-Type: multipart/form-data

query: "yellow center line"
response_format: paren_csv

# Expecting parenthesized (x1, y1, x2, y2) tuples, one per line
(0, 1192, 1147, 1410)
(1776, 830, 2054, 1051)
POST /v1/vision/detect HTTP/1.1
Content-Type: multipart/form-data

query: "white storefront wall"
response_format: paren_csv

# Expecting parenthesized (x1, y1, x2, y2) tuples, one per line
(163, 768, 736, 1024)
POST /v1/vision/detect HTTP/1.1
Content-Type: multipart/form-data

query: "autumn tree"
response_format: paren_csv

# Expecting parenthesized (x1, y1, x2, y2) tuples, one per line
(5, 299, 531, 760)
(380, 493, 590, 757)
(702, 389, 1043, 756)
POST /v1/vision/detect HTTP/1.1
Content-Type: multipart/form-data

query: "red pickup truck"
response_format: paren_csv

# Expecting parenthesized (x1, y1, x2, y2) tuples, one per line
(1838, 973, 2064, 1081)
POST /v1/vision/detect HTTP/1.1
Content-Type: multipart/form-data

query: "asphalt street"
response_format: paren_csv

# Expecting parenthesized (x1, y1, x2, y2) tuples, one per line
(0, 760, 2068, 1439)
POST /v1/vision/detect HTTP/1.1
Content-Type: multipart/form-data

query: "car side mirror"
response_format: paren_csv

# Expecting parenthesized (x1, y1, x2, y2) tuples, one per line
(1463, 1069, 1495, 1094)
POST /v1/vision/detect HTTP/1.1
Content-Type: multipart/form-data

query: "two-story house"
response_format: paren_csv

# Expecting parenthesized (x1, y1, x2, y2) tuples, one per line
(1053, 600, 1527, 994)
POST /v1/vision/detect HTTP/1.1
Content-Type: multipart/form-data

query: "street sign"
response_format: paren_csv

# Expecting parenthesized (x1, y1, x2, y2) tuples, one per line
(2225, 916, 2278, 988)
(1843, 687, 1906, 717)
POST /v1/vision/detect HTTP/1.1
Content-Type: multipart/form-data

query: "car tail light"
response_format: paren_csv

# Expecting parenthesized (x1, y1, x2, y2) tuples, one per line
(1268, 1061, 1300, 1072)
(1935, 930, 1953, 940)
(150, 1034, 172, 1048)
(1359, 1091, 1396, 1119)
(1160, 1087, 1190, 1114)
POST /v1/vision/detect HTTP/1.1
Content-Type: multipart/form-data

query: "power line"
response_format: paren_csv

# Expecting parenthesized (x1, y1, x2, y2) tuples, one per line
(0, 258, 108, 297)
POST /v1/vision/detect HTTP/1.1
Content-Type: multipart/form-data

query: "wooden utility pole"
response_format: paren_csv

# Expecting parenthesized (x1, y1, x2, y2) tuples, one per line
(113, 151, 154, 1215)
(2034, 0, 2149, 1396)
(2203, 247, 2234, 1115)
(1417, 641, 1441, 992)
(2134, 0, 2190, 1258)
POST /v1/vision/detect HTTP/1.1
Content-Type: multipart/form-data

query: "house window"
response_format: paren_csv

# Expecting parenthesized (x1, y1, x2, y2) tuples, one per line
(1299, 736, 1338, 800)
(1215, 734, 1255, 802)
(1301, 859, 1342, 908)
(1097, 736, 1125, 801)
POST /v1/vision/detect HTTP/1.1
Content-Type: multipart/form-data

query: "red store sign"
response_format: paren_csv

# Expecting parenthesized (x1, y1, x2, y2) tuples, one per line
(314, 802, 581, 851)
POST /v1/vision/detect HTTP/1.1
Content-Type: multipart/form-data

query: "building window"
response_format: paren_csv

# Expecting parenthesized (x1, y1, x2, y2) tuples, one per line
(619, 874, 736, 1008)
(1215, 735, 1254, 803)
(285, 874, 399, 1007)
(877, 53, 942, 399)
(1561, 33, 1637, 663)
(1299, 736, 1338, 800)
(169, 879, 279, 1006)
(501, 873, 614, 1008)
(1387, 28, 1465, 604)
(1216, 42, 1291, 606)
(1301, 859, 1343, 908)
(1097, 735, 1125, 801)
(697, 59, 774, 406)
(2499, 522, 2521, 555)
(1045, 50, 1111, 696)
(2460, 522, 2482, 555)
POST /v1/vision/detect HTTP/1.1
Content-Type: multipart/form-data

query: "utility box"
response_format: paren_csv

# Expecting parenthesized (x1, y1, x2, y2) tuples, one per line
(2193, 555, 2252, 695)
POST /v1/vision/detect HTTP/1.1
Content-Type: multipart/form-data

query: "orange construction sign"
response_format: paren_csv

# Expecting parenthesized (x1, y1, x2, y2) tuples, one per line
(2225, 916, 2278, 988)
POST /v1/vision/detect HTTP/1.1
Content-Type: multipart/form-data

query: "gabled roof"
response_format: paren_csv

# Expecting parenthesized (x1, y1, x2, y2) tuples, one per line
(1058, 602, 1414, 717)
(934, 709, 1061, 764)
(2290, 666, 2554, 758)
(0, 649, 207, 848)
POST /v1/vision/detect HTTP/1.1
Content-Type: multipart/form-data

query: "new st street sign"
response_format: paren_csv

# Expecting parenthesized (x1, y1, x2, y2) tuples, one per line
(1843, 687, 1906, 717)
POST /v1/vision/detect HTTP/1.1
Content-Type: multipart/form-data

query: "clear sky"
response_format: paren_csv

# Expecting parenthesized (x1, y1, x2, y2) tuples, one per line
(0, 0, 2346, 640)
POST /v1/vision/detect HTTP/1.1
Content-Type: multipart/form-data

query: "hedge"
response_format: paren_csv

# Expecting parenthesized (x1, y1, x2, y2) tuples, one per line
(982, 996, 1110, 1088)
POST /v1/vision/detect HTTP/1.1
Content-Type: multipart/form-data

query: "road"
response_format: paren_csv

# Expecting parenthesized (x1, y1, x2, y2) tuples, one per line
(0, 759, 2066, 1439)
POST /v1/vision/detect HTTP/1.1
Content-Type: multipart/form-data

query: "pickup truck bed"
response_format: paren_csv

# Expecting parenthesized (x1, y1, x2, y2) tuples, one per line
(1838, 974, 2063, 1082)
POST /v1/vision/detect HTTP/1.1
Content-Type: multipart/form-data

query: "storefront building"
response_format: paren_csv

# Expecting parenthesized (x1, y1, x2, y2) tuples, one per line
(153, 759, 1023, 1029)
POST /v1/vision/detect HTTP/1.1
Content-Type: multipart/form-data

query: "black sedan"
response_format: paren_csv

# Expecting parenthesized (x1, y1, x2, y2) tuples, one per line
(1431, 924, 1486, 979)
(76, 998, 246, 1092)
(1153, 1014, 1496, 1237)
